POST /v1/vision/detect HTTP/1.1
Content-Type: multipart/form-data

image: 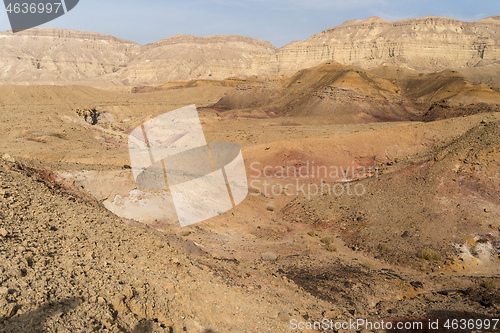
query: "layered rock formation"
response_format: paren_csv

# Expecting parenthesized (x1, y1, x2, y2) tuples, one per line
(0, 28, 139, 85)
(115, 34, 276, 85)
(210, 61, 500, 123)
(276, 16, 500, 75)
(0, 15, 499, 85)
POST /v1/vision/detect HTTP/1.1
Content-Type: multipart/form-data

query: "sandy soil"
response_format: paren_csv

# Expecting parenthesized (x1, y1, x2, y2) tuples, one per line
(0, 70, 499, 332)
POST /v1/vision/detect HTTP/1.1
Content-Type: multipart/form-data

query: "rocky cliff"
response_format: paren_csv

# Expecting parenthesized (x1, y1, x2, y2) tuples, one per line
(0, 15, 499, 86)
(0, 28, 139, 85)
(115, 34, 276, 85)
(276, 15, 500, 76)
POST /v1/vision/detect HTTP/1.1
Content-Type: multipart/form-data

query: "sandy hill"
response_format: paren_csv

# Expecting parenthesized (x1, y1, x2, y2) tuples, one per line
(209, 62, 500, 123)
(0, 78, 499, 331)
(278, 116, 500, 268)
(211, 61, 417, 123)
(1, 85, 499, 331)
(0, 84, 234, 166)
(1, 15, 500, 86)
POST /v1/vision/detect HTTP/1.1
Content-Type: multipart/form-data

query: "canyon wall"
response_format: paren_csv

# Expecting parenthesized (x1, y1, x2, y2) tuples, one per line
(276, 16, 500, 76)
(0, 15, 499, 85)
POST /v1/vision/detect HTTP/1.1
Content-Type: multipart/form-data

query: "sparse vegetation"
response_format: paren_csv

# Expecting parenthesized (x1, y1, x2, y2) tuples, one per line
(320, 236, 335, 245)
(481, 280, 498, 290)
(308, 227, 322, 237)
(361, 261, 374, 270)
(326, 243, 337, 252)
(417, 248, 442, 261)
(377, 243, 391, 253)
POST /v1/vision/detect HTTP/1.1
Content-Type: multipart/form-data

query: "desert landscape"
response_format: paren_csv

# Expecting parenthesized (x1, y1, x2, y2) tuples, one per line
(0, 15, 499, 333)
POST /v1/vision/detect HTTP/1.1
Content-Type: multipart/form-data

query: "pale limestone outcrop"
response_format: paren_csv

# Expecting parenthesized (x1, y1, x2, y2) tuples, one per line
(276, 16, 500, 76)
(116, 34, 276, 85)
(0, 28, 139, 84)
(0, 16, 499, 85)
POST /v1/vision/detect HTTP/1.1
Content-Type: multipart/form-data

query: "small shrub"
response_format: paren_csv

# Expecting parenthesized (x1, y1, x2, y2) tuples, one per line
(377, 243, 391, 253)
(262, 251, 278, 261)
(482, 280, 498, 290)
(417, 248, 442, 261)
(326, 243, 337, 252)
(308, 227, 322, 237)
(361, 261, 374, 270)
(320, 236, 335, 245)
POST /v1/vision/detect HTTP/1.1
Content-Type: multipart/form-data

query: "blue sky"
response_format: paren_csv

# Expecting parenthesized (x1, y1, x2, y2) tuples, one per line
(0, 0, 498, 47)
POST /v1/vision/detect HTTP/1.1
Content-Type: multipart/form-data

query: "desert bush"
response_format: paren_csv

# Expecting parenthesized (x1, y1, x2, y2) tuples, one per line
(377, 243, 391, 253)
(417, 248, 442, 261)
(320, 236, 335, 245)
(307, 228, 322, 237)
(326, 243, 337, 252)
(482, 280, 498, 290)
(361, 261, 374, 270)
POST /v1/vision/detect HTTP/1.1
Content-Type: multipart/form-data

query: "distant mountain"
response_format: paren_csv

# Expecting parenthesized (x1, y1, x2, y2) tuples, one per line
(210, 61, 500, 123)
(115, 34, 276, 85)
(0, 28, 139, 85)
(0, 29, 276, 86)
(276, 16, 500, 76)
(0, 15, 499, 86)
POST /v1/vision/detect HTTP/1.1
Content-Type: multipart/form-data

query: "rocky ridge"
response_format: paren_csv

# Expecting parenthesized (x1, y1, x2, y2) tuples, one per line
(276, 16, 500, 75)
(117, 34, 276, 85)
(0, 29, 139, 85)
(1, 15, 500, 86)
